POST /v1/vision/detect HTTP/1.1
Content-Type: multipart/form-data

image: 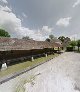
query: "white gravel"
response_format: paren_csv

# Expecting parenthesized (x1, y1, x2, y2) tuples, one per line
(0, 52, 80, 92)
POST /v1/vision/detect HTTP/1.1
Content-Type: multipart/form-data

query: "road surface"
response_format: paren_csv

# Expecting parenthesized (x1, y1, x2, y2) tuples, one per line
(0, 52, 80, 92)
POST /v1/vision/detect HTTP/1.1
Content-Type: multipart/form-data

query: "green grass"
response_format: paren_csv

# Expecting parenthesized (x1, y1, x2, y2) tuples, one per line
(0, 54, 58, 78)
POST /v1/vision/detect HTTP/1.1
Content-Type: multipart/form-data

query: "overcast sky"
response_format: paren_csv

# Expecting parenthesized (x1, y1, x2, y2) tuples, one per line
(0, 0, 80, 40)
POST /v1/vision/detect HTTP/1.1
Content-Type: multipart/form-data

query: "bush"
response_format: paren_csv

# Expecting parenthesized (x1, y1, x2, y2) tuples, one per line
(66, 47, 74, 51)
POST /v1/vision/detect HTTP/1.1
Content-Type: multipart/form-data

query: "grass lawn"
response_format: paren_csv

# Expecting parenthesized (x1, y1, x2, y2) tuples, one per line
(0, 54, 58, 79)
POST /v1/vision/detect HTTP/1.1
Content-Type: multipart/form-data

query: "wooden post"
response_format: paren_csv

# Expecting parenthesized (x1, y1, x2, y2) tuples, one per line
(1, 63, 7, 71)
(31, 50, 34, 61)
(1, 51, 8, 71)
(45, 54, 47, 57)
(31, 56, 34, 61)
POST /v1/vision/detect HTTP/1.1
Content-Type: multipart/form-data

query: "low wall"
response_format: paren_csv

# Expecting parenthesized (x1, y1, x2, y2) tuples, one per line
(0, 48, 55, 66)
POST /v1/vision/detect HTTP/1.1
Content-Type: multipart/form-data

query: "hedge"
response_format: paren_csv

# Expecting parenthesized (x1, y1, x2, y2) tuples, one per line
(66, 47, 74, 51)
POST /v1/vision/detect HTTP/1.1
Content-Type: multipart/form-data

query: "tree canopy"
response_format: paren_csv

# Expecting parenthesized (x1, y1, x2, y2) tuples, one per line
(49, 35, 55, 40)
(58, 36, 65, 42)
(0, 29, 10, 37)
(45, 38, 50, 42)
(70, 41, 77, 47)
(46, 35, 56, 42)
(22, 36, 33, 40)
(77, 40, 80, 47)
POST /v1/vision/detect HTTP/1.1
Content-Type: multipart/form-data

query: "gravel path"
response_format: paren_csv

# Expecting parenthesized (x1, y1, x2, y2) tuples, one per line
(0, 52, 80, 92)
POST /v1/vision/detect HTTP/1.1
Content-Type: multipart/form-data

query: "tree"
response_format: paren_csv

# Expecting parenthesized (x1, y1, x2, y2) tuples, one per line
(49, 35, 55, 40)
(45, 38, 50, 42)
(0, 29, 10, 37)
(58, 36, 65, 42)
(58, 36, 71, 48)
(70, 41, 77, 50)
(22, 36, 30, 40)
(65, 37, 71, 42)
(46, 35, 57, 42)
(77, 40, 80, 51)
(70, 41, 76, 47)
(22, 36, 33, 40)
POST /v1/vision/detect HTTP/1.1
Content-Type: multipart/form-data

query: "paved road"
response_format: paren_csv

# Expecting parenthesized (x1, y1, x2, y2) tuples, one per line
(0, 52, 80, 92)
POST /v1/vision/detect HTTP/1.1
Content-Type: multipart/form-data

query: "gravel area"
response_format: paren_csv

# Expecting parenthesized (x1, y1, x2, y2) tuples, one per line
(0, 52, 80, 92)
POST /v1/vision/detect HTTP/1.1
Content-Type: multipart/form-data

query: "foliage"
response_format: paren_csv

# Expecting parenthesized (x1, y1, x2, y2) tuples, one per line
(76, 40, 80, 51)
(70, 41, 77, 47)
(65, 37, 71, 42)
(58, 36, 71, 42)
(22, 36, 33, 40)
(49, 35, 55, 40)
(58, 36, 65, 42)
(0, 29, 10, 37)
(66, 47, 74, 51)
(58, 36, 71, 48)
(45, 38, 50, 42)
(46, 35, 57, 42)
(67, 40, 80, 51)
(77, 40, 80, 47)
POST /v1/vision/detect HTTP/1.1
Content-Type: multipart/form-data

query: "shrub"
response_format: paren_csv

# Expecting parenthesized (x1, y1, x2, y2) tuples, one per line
(66, 47, 74, 51)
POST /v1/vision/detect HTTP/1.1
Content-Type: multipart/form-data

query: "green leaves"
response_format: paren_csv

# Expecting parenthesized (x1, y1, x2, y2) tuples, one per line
(58, 36, 65, 42)
(70, 41, 77, 47)
(0, 29, 10, 37)
(77, 40, 80, 47)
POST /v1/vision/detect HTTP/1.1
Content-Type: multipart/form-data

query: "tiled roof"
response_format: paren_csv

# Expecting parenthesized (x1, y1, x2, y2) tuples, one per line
(0, 37, 62, 51)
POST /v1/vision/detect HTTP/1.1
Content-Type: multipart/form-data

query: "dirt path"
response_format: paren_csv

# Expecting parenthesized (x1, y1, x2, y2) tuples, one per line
(0, 52, 80, 92)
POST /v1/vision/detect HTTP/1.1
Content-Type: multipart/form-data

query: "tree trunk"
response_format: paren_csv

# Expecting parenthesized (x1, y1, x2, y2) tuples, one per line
(78, 46, 79, 51)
